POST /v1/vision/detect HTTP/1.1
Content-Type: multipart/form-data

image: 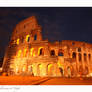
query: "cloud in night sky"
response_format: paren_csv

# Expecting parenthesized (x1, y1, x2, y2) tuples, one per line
(0, 7, 92, 57)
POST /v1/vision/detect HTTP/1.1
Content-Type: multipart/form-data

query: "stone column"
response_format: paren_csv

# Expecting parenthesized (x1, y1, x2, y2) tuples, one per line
(44, 46, 50, 56)
(90, 53, 92, 64)
(37, 30, 42, 41)
(87, 52, 90, 74)
(69, 48, 72, 58)
(89, 52, 92, 73)
(56, 63, 61, 77)
(81, 47, 85, 70)
(33, 64, 38, 76)
(76, 51, 79, 72)
(87, 52, 89, 65)
(34, 47, 38, 56)
(55, 48, 58, 56)
(41, 64, 47, 76)
(52, 64, 58, 77)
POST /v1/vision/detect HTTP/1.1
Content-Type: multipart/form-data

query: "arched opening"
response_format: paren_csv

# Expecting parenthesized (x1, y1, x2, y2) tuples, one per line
(72, 42, 75, 45)
(72, 52, 76, 59)
(58, 49, 64, 56)
(78, 53, 82, 62)
(38, 47, 44, 56)
(59, 67, 63, 76)
(67, 66, 72, 77)
(23, 65, 26, 72)
(47, 64, 53, 76)
(26, 35, 30, 42)
(28, 65, 33, 72)
(88, 54, 91, 61)
(16, 67, 19, 74)
(40, 48, 42, 55)
(84, 53, 87, 61)
(78, 47, 81, 52)
(28, 65, 34, 75)
(30, 48, 35, 56)
(16, 38, 20, 45)
(27, 37, 30, 42)
(39, 48, 44, 56)
(17, 50, 22, 58)
(50, 50, 55, 56)
(37, 64, 42, 76)
(34, 34, 37, 40)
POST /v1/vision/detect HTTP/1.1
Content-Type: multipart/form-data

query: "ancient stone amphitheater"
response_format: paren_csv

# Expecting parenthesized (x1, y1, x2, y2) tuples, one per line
(2, 16, 92, 77)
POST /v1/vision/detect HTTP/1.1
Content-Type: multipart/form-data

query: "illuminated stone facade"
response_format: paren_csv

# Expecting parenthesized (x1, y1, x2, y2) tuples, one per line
(2, 16, 92, 77)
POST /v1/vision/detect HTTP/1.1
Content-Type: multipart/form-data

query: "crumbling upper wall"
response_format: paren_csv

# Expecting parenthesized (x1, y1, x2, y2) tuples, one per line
(11, 16, 42, 41)
(61, 40, 92, 48)
(49, 40, 92, 50)
(10, 16, 42, 45)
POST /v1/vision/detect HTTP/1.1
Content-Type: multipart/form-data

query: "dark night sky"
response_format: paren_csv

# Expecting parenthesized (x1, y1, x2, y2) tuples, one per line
(0, 7, 92, 57)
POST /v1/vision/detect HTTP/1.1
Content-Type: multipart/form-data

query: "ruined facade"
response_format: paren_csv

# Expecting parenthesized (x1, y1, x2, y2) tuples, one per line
(2, 16, 92, 77)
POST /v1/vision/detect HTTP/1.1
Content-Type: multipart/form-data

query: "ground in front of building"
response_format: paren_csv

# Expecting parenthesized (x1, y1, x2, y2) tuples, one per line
(0, 76, 92, 85)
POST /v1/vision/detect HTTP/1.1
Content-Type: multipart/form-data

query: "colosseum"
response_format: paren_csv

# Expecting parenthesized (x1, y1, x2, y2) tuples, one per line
(2, 16, 92, 77)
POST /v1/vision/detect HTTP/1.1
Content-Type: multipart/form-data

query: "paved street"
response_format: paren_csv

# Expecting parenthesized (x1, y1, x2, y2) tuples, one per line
(40, 77, 92, 85)
(0, 76, 92, 85)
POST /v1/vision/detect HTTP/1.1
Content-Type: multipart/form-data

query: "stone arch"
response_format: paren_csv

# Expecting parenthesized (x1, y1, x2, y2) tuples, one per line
(72, 52, 76, 59)
(50, 50, 55, 56)
(47, 64, 53, 76)
(15, 67, 19, 74)
(78, 47, 81, 52)
(26, 35, 30, 42)
(22, 65, 27, 72)
(67, 66, 73, 77)
(88, 54, 91, 61)
(28, 65, 34, 76)
(30, 48, 35, 56)
(58, 49, 64, 56)
(34, 34, 37, 40)
(84, 53, 87, 61)
(38, 47, 44, 56)
(37, 64, 42, 76)
(28, 65, 33, 72)
(67, 66, 71, 77)
(59, 67, 64, 76)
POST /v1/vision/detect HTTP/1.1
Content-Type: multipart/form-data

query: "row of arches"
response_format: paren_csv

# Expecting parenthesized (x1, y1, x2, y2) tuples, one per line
(72, 52, 91, 62)
(17, 47, 44, 57)
(15, 34, 37, 45)
(50, 50, 63, 56)
(15, 63, 89, 77)
(26, 64, 54, 76)
(59, 65, 89, 77)
(17, 48, 64, 57)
